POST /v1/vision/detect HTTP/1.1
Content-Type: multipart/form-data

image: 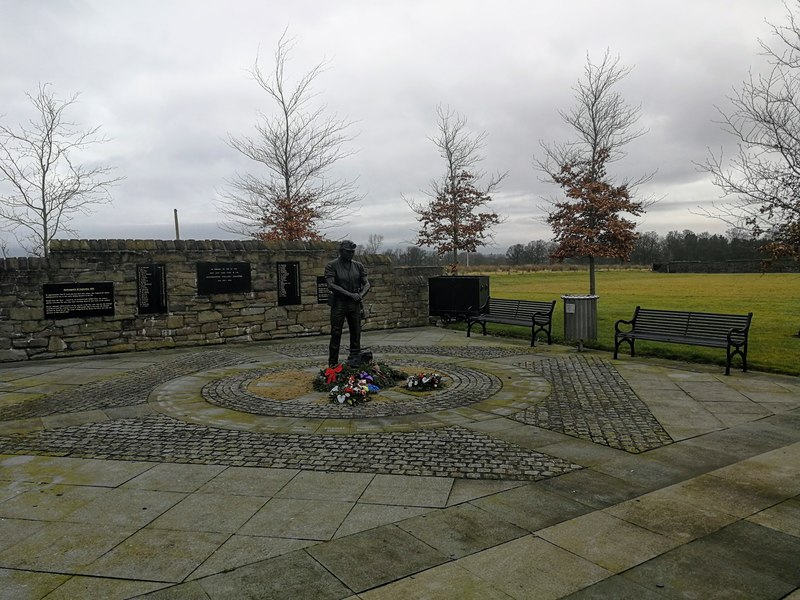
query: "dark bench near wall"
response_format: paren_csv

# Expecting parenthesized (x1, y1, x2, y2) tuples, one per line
(467, 297, 556, 347)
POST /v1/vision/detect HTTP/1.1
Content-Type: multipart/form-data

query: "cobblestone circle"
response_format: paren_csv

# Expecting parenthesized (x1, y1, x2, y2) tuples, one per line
(202, 359, 502, 419)
(514, 355, 673, 453)
(0, 350, 252, 421)
(0, 415, 581, 481)
(272, 344, 536, 360)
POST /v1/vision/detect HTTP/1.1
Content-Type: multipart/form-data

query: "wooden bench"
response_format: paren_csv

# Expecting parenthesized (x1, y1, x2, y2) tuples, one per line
(467, 298, 556, 347)
(614, 306, 753, 375)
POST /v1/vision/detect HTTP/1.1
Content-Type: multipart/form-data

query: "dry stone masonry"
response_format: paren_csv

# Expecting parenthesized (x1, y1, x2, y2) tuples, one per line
(0, 239, 441, 362)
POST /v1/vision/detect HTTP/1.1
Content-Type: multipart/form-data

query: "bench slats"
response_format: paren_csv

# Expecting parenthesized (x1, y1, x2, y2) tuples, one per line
(614, 306, 752, 375)
(468, 297, 556, 347)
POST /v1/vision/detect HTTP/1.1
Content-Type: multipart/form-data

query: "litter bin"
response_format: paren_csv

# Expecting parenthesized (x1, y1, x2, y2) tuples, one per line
(562, 294, 598, 349)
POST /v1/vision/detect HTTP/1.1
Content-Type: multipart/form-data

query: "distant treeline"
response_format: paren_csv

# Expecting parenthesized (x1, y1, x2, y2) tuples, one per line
(378, 230, 780, 267)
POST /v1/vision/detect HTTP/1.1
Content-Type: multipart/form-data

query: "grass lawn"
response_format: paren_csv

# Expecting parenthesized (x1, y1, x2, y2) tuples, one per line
(452, 269, 800, 376)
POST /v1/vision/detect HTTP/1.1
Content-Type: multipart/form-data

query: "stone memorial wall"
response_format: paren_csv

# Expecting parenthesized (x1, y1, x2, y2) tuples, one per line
(0, 239, 442, 362)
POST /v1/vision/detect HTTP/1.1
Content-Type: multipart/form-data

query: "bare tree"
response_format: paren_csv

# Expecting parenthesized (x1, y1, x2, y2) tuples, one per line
(359, 233, 383, 255)
(219, 31, 361, 241)
(700, 1, 800, 261)
(535, 50, 650, 294)
(408, 105, 507, 272)
(0, 84, 121, 258)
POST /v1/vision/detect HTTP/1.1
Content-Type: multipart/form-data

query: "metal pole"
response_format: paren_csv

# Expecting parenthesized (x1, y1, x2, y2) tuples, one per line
(174, 209, 180, 240)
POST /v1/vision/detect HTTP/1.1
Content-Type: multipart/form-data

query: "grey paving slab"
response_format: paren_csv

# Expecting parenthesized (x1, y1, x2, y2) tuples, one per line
(642, 438, 741, 473)
(196, 466, 298, 496)
(188, 535, 319, 580)
(0, 568, 69, 600)
(238, 497, 353, 540)
(0, 521, 136, 572)
(656, 473, 790, 519)
(358, 561, 514, 599)
(0, 455, 155, 488)
(198, 549, 352, 600)
(81, 529, 228, 582)
(455, 535, 611, 600)
(560, 575, 666, 600)
(592, 452, 712, 492)
(0, 479, 38, 503)
(307, 524, 449, 593)
(0, 483, 107, 521)
(534, 436, 627, 467)
(748, 497, 800, 537)
(605, 492, 739, 542)
(133, 580, 212, 599)
(146, 492, 268, 533)
(334, 503, 434, 538)
(273, 470, 374, 501)
(537, 468, 649, 509)
(360, 474, 453, 507)
(470, 482, 594, 533)
(121, 463, 227, 493)
(694, 520, 800, 586)
(446, 478, 526, 506)
(621, 538, 797, 600)
(63, 488, 186, 527)
(397, 503, 527, 559)
(40, 576, 168, 600)
(679, 420, 800, 462)
(712, 444, 800, 498)
(537, 510, 680, 572)
(0, 517, 46, 553)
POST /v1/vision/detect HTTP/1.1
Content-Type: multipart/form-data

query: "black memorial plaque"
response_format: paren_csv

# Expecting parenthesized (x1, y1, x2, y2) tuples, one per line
(316, 276, 331, 304)
(277, 261, 301, 306)
(43, 282, 115, 319)
(196, 262, 252, 295)
(137, 264, 168, 314)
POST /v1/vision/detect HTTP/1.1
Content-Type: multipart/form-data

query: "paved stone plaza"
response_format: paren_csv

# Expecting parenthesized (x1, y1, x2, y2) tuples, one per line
(0, 327, 799, 599)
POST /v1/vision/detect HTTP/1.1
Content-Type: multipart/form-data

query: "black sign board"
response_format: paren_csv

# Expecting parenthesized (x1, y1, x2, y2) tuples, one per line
(316, 276, 331, 304)
(196, 262, 252, 295)
(137, 264, 168, 314)
(277, 261, 301, 306)
(43, 282, 115, 319)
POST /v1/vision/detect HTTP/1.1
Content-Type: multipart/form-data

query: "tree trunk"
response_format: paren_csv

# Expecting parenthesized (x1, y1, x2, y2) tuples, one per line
(589, 255, 596, 295)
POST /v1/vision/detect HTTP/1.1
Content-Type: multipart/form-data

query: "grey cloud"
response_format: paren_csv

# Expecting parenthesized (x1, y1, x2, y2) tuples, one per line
(0, 0, 791, 256)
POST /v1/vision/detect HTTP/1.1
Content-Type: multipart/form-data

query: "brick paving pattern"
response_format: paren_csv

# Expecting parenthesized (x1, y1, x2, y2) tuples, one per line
(0, 350, 252, 421)
(272, 344, 536, 360)
(203, 360, 502, 418)
(514, 355, 674, 453)
(0, 415, 581, 481)
(0, 344, 678, 481)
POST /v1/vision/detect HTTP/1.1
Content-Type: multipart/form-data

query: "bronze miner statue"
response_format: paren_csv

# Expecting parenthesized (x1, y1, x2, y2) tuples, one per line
(324, 240, 371, 367)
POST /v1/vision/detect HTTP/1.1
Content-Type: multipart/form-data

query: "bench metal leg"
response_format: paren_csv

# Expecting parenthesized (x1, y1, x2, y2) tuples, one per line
(466, 321, 486, 338)
(614, 336, 634, 359)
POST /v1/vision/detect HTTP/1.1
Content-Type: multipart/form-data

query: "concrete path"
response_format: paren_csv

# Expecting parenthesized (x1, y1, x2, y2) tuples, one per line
(0, 327, 798, 599)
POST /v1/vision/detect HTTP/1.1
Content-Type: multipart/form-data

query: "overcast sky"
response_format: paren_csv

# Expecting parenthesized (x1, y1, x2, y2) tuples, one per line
(0, 0, 790, 255)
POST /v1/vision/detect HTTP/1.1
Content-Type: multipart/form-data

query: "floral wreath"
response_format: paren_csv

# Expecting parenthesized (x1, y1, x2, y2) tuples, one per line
(314, 362, 407, 406)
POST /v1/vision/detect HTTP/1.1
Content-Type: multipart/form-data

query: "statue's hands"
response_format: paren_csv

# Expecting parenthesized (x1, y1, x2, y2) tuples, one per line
(351, 293, 361, 302)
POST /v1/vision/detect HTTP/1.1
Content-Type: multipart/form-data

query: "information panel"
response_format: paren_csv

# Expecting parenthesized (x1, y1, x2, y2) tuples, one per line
(43, 282, 115, 319)
(316, 276, 331, 305)
(276, 261, 301, 306)
(137, 264, 168, 314)
(196, 262, 252, 295)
